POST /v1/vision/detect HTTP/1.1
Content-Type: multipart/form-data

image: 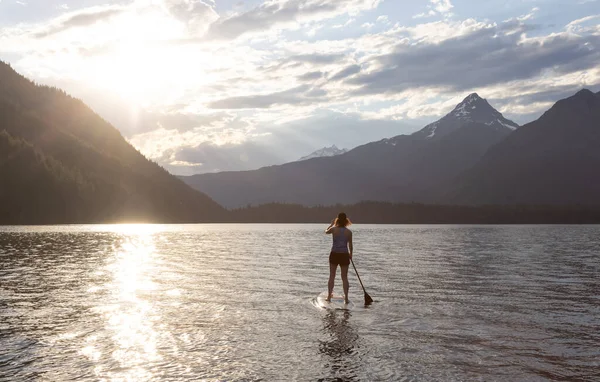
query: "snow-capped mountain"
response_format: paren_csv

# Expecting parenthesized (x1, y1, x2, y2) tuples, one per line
(411, 93, 519, 141)
(442, 89, 600, 205)
(298, 145, 347, 161)
(182, 92, 522, 208)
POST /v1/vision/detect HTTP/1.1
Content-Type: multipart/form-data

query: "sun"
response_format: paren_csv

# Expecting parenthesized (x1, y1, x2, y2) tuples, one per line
(83, 11, 190, 107)
(52, 5, 226, 110)
(107, 45, 163, 105)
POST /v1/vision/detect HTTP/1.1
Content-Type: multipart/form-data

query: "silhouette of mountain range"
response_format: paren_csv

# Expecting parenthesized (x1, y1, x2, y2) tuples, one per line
(0, 61, 225, 224)
(439, 89, 600, 205)
(181, 93, 520, 208)
(2, 60, 598, 225)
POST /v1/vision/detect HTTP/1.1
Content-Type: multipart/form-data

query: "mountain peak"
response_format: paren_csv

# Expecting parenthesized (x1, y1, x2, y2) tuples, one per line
(462, 93, 483, 103)
(573, 88, 595, 99)
(412, 93, 519, 140)
(298, 145, 347, 161)
(554, 88, 599, 109)
(539, 88, 600, 123)
(451, 93, 492, 116)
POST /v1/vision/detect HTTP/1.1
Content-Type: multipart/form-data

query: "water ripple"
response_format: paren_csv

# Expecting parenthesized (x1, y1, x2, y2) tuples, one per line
(0, 224, 599, 381)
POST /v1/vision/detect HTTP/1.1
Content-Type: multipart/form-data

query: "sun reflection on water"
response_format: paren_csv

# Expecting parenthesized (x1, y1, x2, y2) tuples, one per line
(89, 226, 163, 381)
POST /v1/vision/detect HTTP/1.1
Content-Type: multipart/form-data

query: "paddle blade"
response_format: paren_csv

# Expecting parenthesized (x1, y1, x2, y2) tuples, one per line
(364, 291, 374, 305)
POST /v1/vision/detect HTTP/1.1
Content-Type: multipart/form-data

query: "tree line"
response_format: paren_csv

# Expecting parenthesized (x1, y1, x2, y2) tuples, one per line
(227, 201, 600, 224)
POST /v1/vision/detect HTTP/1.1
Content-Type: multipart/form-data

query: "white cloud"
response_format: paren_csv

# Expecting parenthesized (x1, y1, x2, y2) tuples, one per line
(566, 14, 600, 33)
(430, 0, 453, 13)
(305, 24, 323, 36)
(395, 18, 495, 43)
(413, 11, 436, 19)
(205, 0, 382, 41)
(376, 15, 389, 24)
(1, 0, 598, 174)
(414, 0, 453, 19)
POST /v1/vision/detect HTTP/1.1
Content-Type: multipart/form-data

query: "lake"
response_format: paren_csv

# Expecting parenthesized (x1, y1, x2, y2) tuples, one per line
(0, 224, 598, 381)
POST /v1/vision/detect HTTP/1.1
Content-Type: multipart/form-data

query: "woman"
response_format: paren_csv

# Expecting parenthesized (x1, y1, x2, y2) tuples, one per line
(325, 212, 353, 303)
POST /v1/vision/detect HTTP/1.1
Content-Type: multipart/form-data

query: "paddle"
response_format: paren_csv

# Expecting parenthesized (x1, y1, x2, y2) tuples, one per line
(350, 258, 373, 305)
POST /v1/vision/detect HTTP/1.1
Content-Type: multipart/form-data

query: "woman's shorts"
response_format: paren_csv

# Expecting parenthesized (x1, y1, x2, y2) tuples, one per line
(329, 252, 350, 266)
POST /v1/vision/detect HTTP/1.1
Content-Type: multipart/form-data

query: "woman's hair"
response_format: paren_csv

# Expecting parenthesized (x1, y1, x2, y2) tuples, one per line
(335, 212, 352, 227)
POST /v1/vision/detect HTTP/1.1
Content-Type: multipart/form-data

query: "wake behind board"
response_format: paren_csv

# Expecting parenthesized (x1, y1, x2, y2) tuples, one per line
(315, 291, 355, 310)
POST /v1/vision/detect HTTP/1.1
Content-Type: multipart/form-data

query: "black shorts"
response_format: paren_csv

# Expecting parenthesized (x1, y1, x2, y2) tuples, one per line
(329, 252, 350, 266)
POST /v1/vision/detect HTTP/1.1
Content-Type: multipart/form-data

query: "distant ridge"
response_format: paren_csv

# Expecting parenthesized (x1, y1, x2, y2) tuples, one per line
(298, 145, 347, 161)
(181, 93, 518, 208)
(0, 61, 226, 224)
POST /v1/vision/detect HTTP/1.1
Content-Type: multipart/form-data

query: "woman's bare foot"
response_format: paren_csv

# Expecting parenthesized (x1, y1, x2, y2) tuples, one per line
(344, 298, 350, 304)
(325, 294, 333, 302)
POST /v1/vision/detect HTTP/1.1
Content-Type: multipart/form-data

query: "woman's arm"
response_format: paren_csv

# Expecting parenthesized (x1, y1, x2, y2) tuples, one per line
(348, 231, 353, 259)
(325, 219, 336, 234)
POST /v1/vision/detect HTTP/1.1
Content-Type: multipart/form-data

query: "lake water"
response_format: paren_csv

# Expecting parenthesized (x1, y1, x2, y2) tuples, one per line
(0, 224, 598, 381)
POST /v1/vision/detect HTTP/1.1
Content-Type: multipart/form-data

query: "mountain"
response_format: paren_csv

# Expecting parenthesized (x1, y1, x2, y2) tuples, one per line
(182, 93, 518, 208)
(412, 93, 518, 140)
(0, 61, 226, 224)
(298, 145, 347, 161)
(439, 89, 600, 205)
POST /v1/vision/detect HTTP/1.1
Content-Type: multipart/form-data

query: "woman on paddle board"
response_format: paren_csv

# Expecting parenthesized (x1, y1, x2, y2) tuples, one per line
(325, 212, 353, 303)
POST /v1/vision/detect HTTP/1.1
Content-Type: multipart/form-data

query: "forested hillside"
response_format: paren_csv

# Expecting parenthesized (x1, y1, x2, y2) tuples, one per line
(0, 61, 226, 224)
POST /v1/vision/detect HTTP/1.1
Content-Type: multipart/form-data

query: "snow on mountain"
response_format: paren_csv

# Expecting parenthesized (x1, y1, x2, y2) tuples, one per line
(443, 89, 600, 206)
(298, 145, 348, 161)
(410, 93, 519, 141)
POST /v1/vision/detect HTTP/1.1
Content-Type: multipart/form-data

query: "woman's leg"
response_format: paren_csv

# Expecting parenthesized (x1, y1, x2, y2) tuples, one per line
(327, 262, 337, 301)
(341, 264, 350, 303)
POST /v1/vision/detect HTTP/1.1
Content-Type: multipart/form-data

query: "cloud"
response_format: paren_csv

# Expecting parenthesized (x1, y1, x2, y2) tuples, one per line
(493, 84, 587, 109)
(297, 70, 325, 81)
(329, 64, 361, 81)
(413, 11, 436, 19)
(128, 112, 259, 164)
(376, 15, 389, 24)
(204, 0, 381, 40)
(207, 84, 328, 109)
(131, 110, 237, 135)
(159, 0, 219, 35)
(170, 141, 285, 173)
(514, 7, 539, 22)
(413, 0, 453, 19)
(259, 52, 348, 76)
(285, 53, 346, 65)
(145, 109, 416, 174)
(348, 20, 600, 96)
(566, 14, 600, 33)
(33, 7, 125, 38)
(431, 0, 453, 14)
(15, 1, 217, 43)
(2, 0, 599, 175)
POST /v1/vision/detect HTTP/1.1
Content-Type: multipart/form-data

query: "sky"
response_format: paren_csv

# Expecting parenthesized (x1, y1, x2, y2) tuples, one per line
(1, 0, 599, 174)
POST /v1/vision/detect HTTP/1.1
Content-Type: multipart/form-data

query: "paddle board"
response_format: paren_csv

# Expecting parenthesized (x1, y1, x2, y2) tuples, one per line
(315, 291, 355, 310)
